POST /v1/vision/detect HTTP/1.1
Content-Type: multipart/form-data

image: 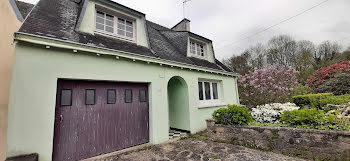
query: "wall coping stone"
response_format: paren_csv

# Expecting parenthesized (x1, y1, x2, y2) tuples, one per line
(206, 119, 350, 136)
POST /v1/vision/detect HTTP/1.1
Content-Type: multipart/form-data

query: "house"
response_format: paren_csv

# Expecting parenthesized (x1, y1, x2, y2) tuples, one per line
(0, 0, 34, 160)
(6, 0, 240, 160)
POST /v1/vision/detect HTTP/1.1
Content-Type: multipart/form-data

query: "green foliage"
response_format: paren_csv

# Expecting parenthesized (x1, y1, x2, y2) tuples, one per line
(212, 105, 253, 125)
(297, 67, 315, 85)
(319, 94, 350, 106)
(281, 108, 350, 131)
(292, 84, 314, 96)
(281, 108, 325, 128)
(317, 69, 350, 95)
(292, 93, 333, 109)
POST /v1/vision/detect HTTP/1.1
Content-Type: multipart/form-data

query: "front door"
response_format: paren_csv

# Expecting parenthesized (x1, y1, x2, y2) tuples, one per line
(52, 79, 149, 161)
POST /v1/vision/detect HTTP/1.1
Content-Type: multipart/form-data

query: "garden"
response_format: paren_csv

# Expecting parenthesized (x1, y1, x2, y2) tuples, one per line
(209, 61, 350, 160)
(213, 61, 350, 130)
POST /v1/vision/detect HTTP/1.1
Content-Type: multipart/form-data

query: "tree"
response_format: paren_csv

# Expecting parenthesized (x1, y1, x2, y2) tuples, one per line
(295, 40, 316, 83)
(295, 40, 316, 71)
(245, 43, 266, 71)
(266, 35, 297, 67)
(314, 41, 342, 68)
(222, 53, 251, 75)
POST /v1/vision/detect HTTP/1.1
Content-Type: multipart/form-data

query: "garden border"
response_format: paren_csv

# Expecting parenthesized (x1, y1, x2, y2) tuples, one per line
(206, 119, 350, 160)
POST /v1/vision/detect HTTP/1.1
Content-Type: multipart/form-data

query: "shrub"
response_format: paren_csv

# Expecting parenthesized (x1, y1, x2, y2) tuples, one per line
(307, 61, 350, 89)
(292, 93, 333, 109)
(251, 103, 299, 124)
(238, 65, 299, 108)
(319, 94, 350, 105)
(281, 108, 325, 128)
(281, 108, 350, 130)
(212, 105, 253, 125)
(317, 69, 350, 95)
(292, 84, 314, 96)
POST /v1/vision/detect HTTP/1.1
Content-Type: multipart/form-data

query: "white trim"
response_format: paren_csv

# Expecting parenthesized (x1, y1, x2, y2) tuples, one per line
(198, 103, 228, 109)
(198, 79, 223, 108)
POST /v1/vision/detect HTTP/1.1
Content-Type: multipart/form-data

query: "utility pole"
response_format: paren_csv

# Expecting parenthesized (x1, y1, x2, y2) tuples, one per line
(183, 0, 191, 18)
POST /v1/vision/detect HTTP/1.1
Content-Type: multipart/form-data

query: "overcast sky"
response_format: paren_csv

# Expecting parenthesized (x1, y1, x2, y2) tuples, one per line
(21, 0, 350, 60)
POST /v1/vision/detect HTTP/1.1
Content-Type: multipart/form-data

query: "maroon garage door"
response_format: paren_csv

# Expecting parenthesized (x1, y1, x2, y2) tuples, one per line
(52, 79, 149, 161)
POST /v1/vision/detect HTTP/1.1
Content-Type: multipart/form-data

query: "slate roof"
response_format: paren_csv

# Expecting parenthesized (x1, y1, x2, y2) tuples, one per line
(14, 0, 34, 19)
(18, 0, 233, 73)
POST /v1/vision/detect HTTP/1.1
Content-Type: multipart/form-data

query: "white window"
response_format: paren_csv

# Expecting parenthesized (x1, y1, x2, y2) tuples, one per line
(190, 41, 205, 57)
(95, 10, 135, 40)
(198, 81, 219, 101)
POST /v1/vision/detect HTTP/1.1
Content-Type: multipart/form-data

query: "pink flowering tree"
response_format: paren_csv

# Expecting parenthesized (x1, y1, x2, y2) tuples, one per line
(238, 65, 299, 108)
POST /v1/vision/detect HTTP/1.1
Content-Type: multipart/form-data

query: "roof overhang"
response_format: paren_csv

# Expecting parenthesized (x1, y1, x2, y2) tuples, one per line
(14, 32, 240, 77)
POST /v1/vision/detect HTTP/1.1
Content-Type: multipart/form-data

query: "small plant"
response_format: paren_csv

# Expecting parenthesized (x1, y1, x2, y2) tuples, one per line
(292, 93, 333, 109)
(212, 105, 253, 125)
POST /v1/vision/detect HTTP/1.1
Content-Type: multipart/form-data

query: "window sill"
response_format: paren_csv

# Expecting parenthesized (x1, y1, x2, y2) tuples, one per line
(198, 102, 228, 109)
(94, 30, 136, 43)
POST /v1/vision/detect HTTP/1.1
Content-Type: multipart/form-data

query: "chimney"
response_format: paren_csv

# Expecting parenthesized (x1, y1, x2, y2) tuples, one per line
(171, 18, 190, 32)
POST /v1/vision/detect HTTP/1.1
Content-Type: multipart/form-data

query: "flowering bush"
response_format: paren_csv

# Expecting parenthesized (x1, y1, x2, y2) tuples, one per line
(317, 69, 350, 95)
(238, 65, 299, 108)
(251, 103, 299, 124)
(306, 61, 350, 89)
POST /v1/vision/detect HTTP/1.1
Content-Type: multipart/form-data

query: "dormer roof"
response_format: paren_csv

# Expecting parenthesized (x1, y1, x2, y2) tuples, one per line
(17, 0, 233, 73)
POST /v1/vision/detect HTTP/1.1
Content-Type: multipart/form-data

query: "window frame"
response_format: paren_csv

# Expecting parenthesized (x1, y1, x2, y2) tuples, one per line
(198, 80, 222, 107)
(60, 89, 72, 106)
(190, 40, 205, 57)
(85, 89, 96, 105)
(107, 89, 117, 104)
(139, 89, 147, 102)
(125, 89, 133, 103)
(94, 9, 136, 42)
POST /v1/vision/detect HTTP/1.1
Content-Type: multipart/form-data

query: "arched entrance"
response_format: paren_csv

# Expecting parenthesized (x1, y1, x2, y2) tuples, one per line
(167, 76, 190, 132)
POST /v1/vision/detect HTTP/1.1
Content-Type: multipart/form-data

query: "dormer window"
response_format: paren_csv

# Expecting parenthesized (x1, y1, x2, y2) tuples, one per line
(96, 11, 114, 33)
(190, 41, 205, 57)
(95, 10, 135, 41)
(117, 18, 134, 38)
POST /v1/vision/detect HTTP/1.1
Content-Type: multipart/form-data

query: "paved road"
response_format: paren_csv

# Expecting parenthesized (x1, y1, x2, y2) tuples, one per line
(102, 139, 304, 161)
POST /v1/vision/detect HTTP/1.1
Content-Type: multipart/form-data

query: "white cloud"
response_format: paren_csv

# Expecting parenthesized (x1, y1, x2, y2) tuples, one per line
(20, 0, 350, 60)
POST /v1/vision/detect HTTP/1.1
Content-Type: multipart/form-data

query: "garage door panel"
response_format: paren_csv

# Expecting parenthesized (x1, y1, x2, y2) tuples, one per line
(53, 80, 149, 161)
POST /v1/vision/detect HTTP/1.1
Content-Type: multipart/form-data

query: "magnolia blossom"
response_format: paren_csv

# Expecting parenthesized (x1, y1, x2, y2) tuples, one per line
(238, 65, 299, 108)
(251, 103, 300, 124)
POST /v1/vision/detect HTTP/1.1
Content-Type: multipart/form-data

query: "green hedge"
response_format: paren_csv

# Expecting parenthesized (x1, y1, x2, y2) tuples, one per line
(212, 105, 253, 125)
(292, 93, 333, 109)
(319, 94, 350, 106)
(281, 108, 350, 130)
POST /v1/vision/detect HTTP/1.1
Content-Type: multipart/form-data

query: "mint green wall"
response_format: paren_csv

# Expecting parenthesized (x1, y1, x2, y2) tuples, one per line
(7, 43, 239, 161)
(78, 0, 149, 47)
(168, 77, 190, 131)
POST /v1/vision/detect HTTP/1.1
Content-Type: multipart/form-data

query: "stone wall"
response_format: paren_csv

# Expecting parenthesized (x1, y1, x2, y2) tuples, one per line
(206, 119, 350, 160)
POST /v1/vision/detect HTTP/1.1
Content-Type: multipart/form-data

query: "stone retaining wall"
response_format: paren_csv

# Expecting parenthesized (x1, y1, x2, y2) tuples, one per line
(206, 119, 350, 160)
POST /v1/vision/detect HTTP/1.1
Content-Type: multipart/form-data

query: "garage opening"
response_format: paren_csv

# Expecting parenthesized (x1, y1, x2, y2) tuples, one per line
(167, 76, 190, 139)
(52, 79, 149, 161)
